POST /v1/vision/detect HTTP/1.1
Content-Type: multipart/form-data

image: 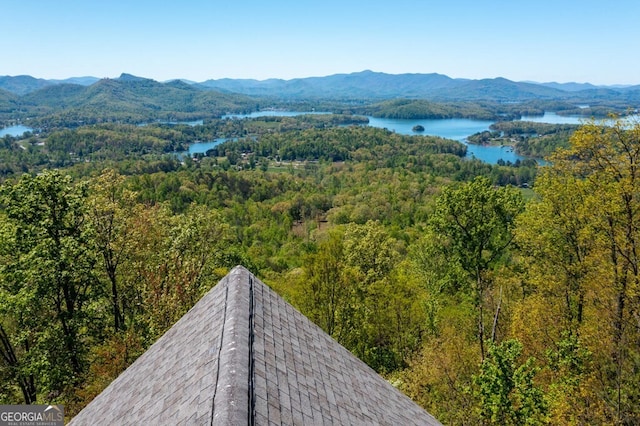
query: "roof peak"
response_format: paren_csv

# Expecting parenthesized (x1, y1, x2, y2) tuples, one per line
(70, 266, 441, 425)
(211, 265, 252, 424)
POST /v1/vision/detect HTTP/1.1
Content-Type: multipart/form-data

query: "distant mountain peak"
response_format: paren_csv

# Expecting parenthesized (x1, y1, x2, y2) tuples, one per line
(0, 75, 52, 95)
(117, 73, 151, 82)
(164, 79, 199, 91)
(165, 78, 197, 85)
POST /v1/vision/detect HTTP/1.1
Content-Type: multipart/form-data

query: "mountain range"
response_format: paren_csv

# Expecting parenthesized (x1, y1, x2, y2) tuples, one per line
(0, 74, 258, 125)
(2, 71, 639, 102)
(197, 71, 640, 101)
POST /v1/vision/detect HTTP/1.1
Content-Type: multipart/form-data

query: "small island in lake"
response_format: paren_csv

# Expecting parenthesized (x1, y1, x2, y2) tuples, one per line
(412, 124, 425, 132)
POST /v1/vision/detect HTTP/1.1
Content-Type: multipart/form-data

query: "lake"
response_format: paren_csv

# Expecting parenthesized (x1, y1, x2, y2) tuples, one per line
(520, 112, 586, 125)
(221, 112, 527, 164)
(520, 112, 640, 125)
(0, 124, 33, 137)
(365, 116, 526, 164)
(175, 138, 235, 157)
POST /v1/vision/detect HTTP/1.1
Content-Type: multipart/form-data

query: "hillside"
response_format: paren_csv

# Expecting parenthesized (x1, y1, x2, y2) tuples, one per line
(199, 70, 463, 99)
(0, 75, 98, 95)
(0, 75, 53, 95)
(2, 71, 639, 129)
(431, 77, 566, 101)
(198, 70, 640, 102)
(4, 71, 640, 103)
(0, 89, 21, 113)
(5, 74, 258, 127)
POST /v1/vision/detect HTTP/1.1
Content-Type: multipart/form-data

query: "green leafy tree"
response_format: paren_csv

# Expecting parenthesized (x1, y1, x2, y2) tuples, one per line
(544, 331, 594, 423)
(516, 118, 640, 422)
(88, 169, 139, 332)
(428, 176, 524, 360)
(515, 169, 594, 334)
(0, 170, 100, 401)
(473, 339, 547, 425)
(300, 229, 348, 337)
(127, 203, 232, 336)
(297, 221, 424, 373)
(568, 121, 640, 423)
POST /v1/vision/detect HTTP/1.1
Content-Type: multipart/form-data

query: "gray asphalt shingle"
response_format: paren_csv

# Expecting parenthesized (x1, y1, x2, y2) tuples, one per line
(70, 266, 441, 425)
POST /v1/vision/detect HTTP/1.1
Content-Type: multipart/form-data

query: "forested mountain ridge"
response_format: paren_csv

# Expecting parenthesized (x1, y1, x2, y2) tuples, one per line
(199, 70, 464, 99)
(202, 72, 573, 100)
(0, 89, 21, 113)
(201, 70, 640, 101)
(3, 75, 259, 128)
(3, 70, 640, 102)
(1, 72, 638, 131)
(0, 75, 98, 95)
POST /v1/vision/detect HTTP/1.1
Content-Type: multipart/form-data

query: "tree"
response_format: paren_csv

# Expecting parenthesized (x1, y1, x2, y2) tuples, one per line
(297, 221, 424, 373)
(300, 229, 348, 337)
(0, 302, 37, 403)
(514, 169, 595, 335)
(88, 169, 139, 332)
(520, 118, 640, 423)
(341, 220, 405, 371)
(0, 170, 100, 401)
(473, 339, 547, 425)
(428, 176, 524, 360)
(128, 203, 232, 336)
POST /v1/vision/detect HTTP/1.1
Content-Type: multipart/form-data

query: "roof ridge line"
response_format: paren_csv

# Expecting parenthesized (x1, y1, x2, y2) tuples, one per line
(209, 278, 228, 425)
(211, 266, 252, 425)
(247, 273, 256, 426)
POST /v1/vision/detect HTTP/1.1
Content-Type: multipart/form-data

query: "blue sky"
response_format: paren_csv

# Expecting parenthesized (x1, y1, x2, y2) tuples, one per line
(2, 0, 638, 85)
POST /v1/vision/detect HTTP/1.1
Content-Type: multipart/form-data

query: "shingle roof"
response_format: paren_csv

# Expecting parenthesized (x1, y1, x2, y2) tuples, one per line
(70, 266, 441, 425)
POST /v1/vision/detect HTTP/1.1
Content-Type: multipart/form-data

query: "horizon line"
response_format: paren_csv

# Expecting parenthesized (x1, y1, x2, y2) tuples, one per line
(1, 71, 637, 88)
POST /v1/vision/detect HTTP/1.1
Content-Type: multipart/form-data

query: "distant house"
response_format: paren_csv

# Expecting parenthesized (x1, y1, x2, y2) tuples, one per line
(69, 266, 441, 425)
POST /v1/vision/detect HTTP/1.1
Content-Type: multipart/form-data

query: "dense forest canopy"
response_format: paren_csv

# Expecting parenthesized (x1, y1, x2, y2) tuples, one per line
(1, 75, 640, 425)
